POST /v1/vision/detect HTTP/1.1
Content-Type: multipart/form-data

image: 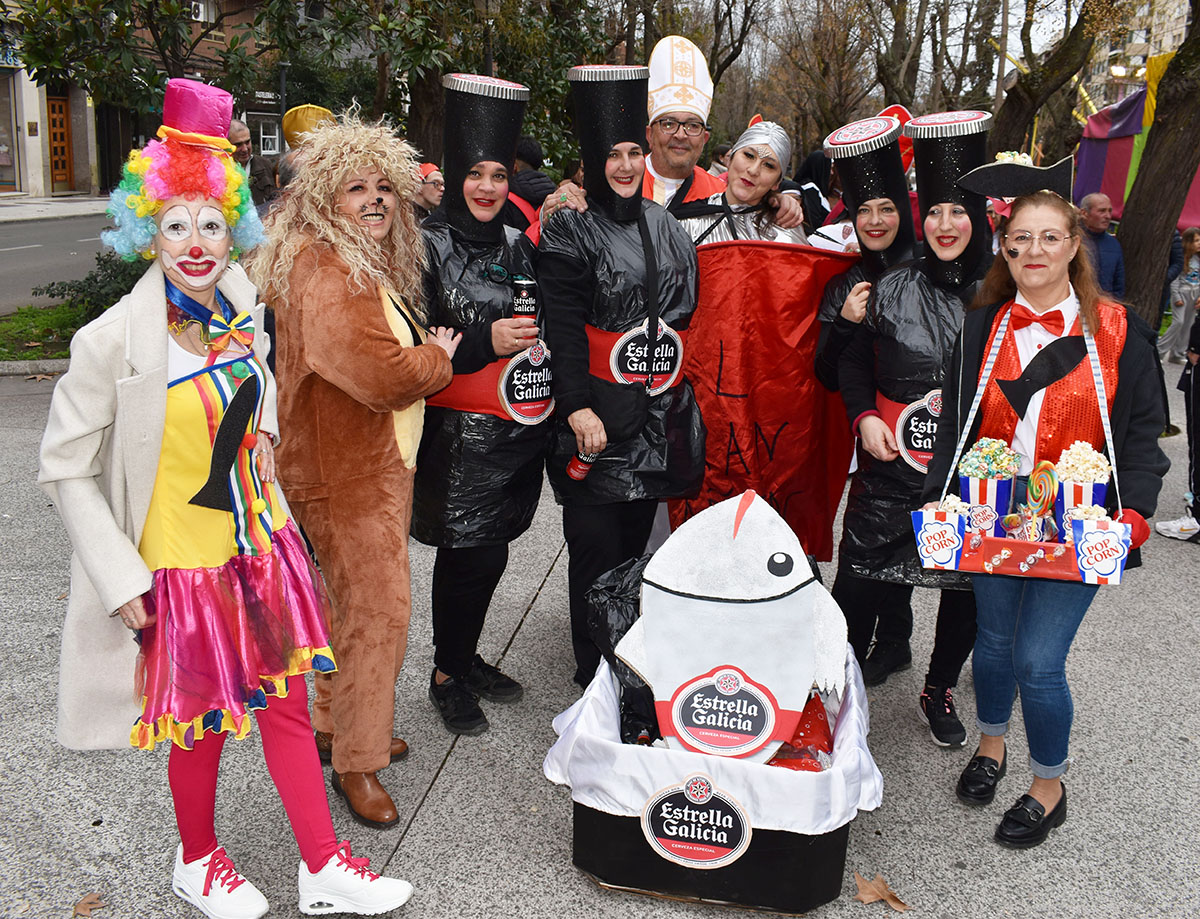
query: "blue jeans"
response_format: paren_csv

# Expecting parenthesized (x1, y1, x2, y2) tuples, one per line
(970, 574, 1098, 778)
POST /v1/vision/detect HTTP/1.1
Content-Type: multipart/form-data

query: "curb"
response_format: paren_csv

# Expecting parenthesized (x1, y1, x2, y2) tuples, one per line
(0, 358, 70, 376)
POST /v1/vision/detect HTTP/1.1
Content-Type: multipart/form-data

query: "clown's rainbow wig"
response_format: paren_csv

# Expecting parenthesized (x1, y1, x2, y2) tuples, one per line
(102, 136, 265, 259)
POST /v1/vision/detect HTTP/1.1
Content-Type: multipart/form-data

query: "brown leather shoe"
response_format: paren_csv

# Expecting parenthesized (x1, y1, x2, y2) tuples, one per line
(331, 771, 399, 829)
(314, 731, 410, 764)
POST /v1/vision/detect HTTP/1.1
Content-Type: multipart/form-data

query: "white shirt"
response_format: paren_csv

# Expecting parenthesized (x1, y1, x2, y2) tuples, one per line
(1009, 286, 1080, 475)
(645, 156, 684, 206)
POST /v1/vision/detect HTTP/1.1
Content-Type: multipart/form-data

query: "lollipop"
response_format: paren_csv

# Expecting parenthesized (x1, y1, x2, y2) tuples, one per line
(1026, 460, 1058, 517)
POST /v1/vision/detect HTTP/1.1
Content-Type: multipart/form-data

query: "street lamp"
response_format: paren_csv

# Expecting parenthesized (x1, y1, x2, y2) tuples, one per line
(1110, 64, 1127, 77)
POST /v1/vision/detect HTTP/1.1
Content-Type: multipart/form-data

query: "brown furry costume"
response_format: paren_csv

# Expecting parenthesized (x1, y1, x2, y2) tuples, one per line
(275, 240, 452, 774)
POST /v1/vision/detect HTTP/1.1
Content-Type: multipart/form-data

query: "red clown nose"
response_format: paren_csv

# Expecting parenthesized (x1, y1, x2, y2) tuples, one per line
(189, 246, 204, 258)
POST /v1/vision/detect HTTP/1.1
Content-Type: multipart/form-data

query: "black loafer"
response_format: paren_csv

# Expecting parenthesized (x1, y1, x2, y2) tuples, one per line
(956, 748, 1007, 805)
(995, 785, 1067, 849)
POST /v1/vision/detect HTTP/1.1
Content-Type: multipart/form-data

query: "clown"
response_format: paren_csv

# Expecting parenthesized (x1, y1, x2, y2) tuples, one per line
(40, 79, 413, 918)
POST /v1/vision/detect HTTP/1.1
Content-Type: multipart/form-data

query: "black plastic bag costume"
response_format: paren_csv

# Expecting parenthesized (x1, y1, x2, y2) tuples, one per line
(837, 111, 993, 586)
(539, 67, 705, 506)
(412, 74, 551, 548)
(585, 554, 660, 744)
(816, 116, 916, 391)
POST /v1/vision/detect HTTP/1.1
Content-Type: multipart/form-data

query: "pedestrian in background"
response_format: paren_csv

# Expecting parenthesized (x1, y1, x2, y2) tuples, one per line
(1160, 227, 1200, 364)
(1079, 192, 1124, 298)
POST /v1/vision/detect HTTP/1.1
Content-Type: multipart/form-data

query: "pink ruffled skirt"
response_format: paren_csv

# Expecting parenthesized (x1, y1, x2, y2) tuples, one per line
(132, 521, 335, 750)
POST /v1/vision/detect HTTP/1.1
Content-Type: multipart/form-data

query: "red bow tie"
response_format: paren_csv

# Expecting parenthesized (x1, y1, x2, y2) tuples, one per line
(1010, 304, 1065, 337)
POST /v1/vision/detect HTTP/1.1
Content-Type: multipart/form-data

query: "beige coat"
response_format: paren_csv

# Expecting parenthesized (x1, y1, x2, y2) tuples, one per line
(39, 262, 274, 750)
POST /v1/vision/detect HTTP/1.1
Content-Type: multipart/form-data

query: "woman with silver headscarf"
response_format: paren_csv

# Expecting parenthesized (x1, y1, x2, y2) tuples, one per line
(675, 121, 808, 245)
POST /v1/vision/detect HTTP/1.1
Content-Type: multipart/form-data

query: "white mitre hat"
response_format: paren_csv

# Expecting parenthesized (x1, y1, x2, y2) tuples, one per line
(647, 35, 713, 123)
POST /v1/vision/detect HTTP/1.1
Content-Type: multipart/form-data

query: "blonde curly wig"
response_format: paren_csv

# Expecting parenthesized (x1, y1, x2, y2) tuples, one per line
(247, 110, 426, 317)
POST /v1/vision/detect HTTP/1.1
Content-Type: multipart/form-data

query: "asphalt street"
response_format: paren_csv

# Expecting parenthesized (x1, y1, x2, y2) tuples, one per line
(0, 215, 111, 314)
(2, 371, 1198, 918)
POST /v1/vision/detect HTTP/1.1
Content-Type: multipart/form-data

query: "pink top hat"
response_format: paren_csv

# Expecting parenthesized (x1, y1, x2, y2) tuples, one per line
(157, 78, 235, 152)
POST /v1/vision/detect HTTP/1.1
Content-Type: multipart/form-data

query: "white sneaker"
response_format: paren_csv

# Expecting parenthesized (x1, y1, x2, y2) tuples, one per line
(298, 841, 414, 915)
(172, 844, 268, 919)
(1155, 513, 1200, 541)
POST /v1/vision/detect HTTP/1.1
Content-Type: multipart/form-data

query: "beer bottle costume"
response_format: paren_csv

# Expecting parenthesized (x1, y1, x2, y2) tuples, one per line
(540, 65, 705, 684)
(412, 74, 550, 725)
(834, 112, 992, 694)
(815, 116, 916, 391)
(414, 75, 549, 550)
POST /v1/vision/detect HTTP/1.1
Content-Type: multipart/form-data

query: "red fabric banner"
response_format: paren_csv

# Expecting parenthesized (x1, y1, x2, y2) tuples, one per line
(669, 241, 858, 561)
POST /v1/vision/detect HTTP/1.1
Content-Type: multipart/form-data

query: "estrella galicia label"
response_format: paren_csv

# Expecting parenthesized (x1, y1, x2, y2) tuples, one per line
(895, 389, 941, 472)
(609, 319, 683, 395)
(498, 340, 554, 425)
(668, 665, 778, 757)
(641, 774, 752, 869)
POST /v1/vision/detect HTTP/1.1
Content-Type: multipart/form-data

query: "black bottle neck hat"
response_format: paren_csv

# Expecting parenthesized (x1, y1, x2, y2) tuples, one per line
(439, 73, 529, 243)
(567, 65, 649, 223)
(904, 110, 993, 289)
(824, 116, 915, 276)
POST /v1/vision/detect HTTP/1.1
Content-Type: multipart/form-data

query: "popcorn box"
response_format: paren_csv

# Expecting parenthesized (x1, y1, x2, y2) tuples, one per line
(911, 510, 967, 570)
(959, 475, 1015, 537)
(1055, 480, 1108, 540)
(1070, 518, 1130, 585)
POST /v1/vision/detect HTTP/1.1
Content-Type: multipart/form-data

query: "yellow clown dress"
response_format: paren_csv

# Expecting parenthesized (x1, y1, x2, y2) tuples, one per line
(132, 334, 334, 750)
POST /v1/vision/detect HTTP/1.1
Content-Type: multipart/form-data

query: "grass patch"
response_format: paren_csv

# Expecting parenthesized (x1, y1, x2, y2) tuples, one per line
(0, 303, 85, 361)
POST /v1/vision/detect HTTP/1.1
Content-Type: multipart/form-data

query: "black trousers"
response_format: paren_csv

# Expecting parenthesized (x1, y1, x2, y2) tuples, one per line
(832, 569, 977, 687)
(431, 543, 510, 679)
(562, 500, 658, 687)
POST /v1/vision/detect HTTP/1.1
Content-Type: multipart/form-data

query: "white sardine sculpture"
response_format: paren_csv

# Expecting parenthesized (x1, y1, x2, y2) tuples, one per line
(615, 490, 847, 763)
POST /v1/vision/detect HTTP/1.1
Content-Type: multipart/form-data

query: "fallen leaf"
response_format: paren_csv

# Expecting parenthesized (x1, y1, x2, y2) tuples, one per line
(25, 373, 56, 381)
(853, 872, 910, 912)
(73, 892, 107, 916)
(24, 341, 41, 347)
(56, 591, 69, 600)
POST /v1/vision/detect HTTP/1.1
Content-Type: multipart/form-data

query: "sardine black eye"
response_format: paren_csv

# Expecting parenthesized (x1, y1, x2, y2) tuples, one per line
(767, 552, 793, 576)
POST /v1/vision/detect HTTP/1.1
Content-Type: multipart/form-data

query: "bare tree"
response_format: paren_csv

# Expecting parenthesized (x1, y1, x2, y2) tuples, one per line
(988, 0, 1103, 155)
(871, 0, 932, 110)
(927, 0, 1000, 110)
(768, 0, 874, 145)
(1118, 0, 1200, 325)
(709, 0, 765, 89)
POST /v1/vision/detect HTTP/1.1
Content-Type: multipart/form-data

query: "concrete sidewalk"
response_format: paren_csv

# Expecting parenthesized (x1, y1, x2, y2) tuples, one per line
(2, 372, 1198, 918)
(0, 194, 110, 224)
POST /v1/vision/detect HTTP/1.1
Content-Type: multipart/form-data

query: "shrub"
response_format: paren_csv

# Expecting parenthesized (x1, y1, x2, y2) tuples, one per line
(33, 251, 151, 325)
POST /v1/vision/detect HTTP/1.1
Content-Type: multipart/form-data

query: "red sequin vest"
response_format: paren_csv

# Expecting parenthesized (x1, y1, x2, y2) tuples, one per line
(977, 300, 1125, 464)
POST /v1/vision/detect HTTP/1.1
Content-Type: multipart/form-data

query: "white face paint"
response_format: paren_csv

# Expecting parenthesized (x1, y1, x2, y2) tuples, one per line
(155, 197, 232, 293)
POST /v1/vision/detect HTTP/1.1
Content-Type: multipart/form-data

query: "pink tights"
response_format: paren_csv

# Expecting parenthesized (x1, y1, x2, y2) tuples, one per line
(167, 678, 338, 873)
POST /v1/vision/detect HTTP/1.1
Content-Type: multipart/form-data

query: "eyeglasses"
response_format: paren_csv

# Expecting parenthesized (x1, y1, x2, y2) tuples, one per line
(1005, 231, 1073, 251)
(652, 118, 707, 137)
(483, 263, 508, 283)
(422, 180, 445, 190)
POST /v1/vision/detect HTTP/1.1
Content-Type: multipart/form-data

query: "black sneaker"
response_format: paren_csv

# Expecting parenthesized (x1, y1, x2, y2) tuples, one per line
(861, 641, 912, 687)
(429, 670, 488, 735)
(462, 654, 524, 703)
(919, 684, 967, 747)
